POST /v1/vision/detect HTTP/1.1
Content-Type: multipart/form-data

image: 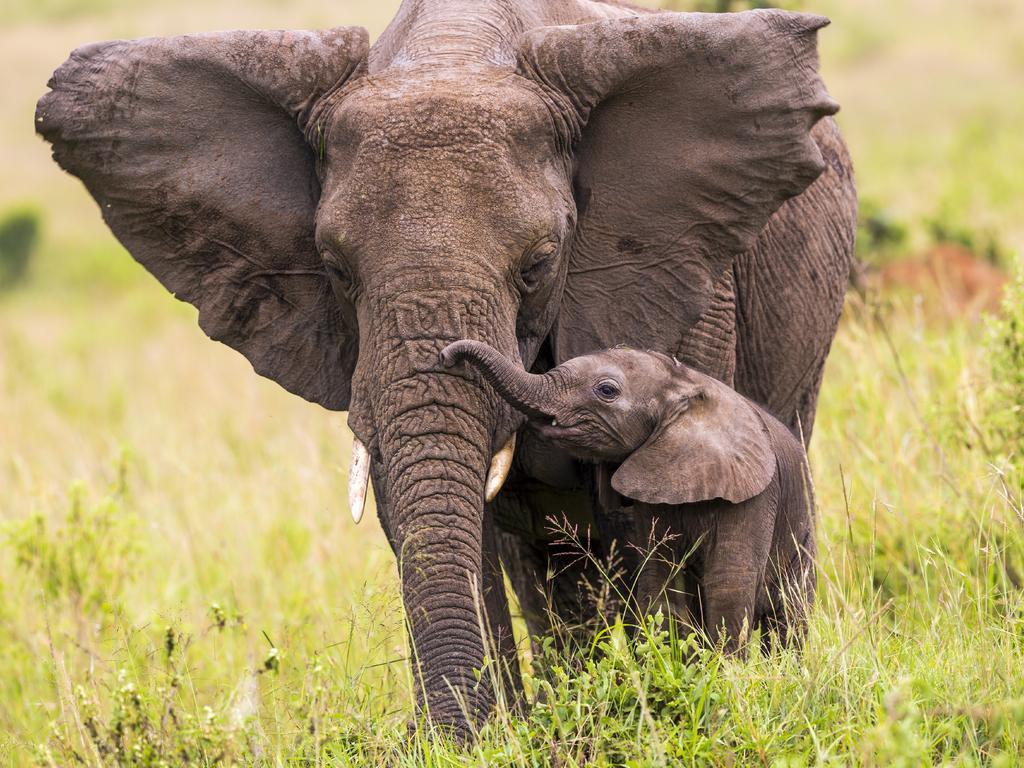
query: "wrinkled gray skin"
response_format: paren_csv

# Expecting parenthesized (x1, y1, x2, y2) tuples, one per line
(441, 341, 816, 652)
(37, 0, 855, 733)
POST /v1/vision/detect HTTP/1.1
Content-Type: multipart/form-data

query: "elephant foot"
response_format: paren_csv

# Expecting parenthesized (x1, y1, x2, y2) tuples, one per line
(405, 710, 481, 746)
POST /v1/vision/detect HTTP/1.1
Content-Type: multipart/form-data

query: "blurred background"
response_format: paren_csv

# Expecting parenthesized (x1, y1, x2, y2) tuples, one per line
(6, 0, 1023, 277)
(1, 0, 1022, 764)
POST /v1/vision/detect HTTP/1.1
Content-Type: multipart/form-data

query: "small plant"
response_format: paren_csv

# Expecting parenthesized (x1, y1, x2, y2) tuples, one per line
(6, 477, 139, 621)
(47, 667, 256, 766)
(512, 614, 726, 765)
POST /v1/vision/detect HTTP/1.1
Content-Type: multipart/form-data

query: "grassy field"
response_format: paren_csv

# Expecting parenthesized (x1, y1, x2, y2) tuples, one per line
(2, 0, 1023, 764)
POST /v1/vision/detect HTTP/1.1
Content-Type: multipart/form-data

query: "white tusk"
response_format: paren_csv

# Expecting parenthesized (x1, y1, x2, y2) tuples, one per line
(348, 437, 371, 524)
(485, 434, 517, 502)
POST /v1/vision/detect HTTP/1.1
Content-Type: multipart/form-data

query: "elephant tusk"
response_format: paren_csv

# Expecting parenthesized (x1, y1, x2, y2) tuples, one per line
(485, 434, 516, 502)
(348, 437, 371, 524)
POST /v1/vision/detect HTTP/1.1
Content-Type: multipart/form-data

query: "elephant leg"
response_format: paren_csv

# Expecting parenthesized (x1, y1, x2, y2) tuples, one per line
(596, 503, 706, 634)
(543, 537, 610, 648)
(699, 494, 777, 654)
(700, 573, 762, 654)
(480, 512, 523, 706)
(491, 482, 558, 655)
(496, 528, 549, 644)
(592, 505, 637, 622)
(674, 570, 703, 633)
(757, 587, 806, 654)
(733, 117, 857, 441)
(496, 527, 603, 672)
(631, 549, 675, 623)
(591, 465, 680, 625)
(616, 507, 678, 623)
(493, 476, 609, 651)
(757, 529, 817, 653)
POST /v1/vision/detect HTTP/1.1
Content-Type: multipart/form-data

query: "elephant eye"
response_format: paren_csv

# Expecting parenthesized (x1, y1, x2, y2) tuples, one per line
(594, 379, 621, 402)
(324, 257, 355, 296)
(519, 240, 557, 291)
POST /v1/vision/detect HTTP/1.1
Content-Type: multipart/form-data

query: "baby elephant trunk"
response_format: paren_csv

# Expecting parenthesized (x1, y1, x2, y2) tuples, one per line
(440, 340, 562, 421)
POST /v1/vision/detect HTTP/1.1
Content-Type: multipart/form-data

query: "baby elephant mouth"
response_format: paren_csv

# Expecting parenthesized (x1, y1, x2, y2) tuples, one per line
(531, 415, 614, 464)
(533, 418, 564, 442)
(535, 413, 578, 436)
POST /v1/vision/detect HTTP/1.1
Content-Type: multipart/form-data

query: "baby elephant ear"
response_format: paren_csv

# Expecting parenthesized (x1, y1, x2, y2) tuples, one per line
(611, 379, 776, 506)
(36, 27, 368, 410)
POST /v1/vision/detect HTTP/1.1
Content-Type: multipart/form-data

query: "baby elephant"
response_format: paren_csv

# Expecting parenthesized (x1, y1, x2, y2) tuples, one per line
(441, 340, 816, 652)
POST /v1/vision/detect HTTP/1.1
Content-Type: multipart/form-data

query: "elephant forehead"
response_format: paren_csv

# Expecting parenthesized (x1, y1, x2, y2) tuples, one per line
(605, 349, 675, 378)
(366, 288, 515, 379)
(335, 73, 551, 149)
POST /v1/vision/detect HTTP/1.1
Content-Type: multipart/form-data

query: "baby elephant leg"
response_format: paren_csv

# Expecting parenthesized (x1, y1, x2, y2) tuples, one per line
(596, 504, 696, 635)
(758, 530, 817, 652)
(700, 570, 762, 653)
(700, 496, 776, 653)
(626, 508, 678, 619)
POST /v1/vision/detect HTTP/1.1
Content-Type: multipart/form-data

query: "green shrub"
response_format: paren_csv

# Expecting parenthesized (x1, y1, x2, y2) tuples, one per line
(986, 256, 1024, 474)
(0, 206, 40, 291)
(927, 213, 1010, 267)
(499, 617, 726, 765)
(43, 662, 261, 767)
(857, 197, 909, 265)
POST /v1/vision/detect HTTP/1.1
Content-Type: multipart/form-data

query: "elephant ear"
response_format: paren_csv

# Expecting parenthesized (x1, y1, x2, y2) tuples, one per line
(612, 378, 775, 506)
(518, 10, 837, 362)
(36, 27, 368, 410)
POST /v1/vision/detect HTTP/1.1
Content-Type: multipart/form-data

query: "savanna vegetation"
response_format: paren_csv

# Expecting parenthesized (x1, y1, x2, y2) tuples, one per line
(1, 0, 1022, 764)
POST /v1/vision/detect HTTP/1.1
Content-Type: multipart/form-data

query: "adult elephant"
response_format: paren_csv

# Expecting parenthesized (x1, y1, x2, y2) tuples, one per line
(36, 0, 855, 733)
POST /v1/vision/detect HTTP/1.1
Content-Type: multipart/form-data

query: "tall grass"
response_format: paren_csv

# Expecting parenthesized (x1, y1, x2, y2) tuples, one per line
(3, 0, 1023, 763)
(2, 273, 1022, 764)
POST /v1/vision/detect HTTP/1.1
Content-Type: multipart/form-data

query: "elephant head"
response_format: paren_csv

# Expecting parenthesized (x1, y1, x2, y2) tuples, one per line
(37, 7, 834, 729)
(441, 340, 776, 506)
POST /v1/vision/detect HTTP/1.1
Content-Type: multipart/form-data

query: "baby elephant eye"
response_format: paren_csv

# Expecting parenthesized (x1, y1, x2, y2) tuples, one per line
(594, 380, 621, 402)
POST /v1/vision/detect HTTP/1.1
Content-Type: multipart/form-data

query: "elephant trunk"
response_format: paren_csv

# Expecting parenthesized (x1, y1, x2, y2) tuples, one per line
(373, 371, 500, 731)
(441, 340, 563, 421)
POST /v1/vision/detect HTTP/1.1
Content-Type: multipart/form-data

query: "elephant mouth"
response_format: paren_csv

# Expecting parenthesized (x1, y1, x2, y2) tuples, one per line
(519, 403, 560, 425)
(534, 415, 570, 438)
(530, 411, 631, 465)
(530, 413, 591, 449)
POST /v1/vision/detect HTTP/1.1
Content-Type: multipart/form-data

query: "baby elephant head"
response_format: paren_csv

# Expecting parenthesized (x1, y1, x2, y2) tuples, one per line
(441, 341, 776, 506)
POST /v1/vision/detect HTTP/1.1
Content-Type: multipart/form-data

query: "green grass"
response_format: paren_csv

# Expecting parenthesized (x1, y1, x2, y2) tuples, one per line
(2, 281, 1022, 765)
(2, 0, 1024, 764)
